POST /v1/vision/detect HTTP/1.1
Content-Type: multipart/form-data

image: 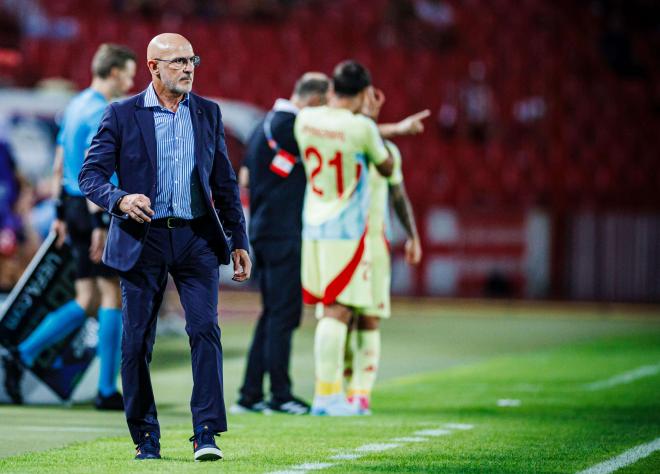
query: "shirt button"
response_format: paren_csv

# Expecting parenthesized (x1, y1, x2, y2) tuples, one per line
(174, 181, 178, 184)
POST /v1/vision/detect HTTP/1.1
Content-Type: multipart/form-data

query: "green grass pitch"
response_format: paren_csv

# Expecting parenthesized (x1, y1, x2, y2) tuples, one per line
(0, 298, 659, 473)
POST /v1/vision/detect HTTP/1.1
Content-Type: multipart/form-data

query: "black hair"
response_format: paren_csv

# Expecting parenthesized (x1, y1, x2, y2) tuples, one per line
(332, 60, 371, 97)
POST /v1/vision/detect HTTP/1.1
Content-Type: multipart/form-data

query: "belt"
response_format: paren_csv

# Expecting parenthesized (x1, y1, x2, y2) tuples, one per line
(150, 217, 193, 229)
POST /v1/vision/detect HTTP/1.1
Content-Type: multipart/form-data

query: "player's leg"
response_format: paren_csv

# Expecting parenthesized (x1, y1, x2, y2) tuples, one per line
(16, 278, 93, 368)
(348, 237, 390, 414)
(350, 315, 381, 415)
(234, 245, 270, 413)
(95, 275, 123, 409)
(263, 239, 308, 414)
(311, 303, 357, 416)
(17, 195, 97, 368)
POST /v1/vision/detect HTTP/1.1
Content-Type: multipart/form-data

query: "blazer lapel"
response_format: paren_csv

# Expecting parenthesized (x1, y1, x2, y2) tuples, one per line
(188, 94, 206, 172)
(134, 92, 157, 171)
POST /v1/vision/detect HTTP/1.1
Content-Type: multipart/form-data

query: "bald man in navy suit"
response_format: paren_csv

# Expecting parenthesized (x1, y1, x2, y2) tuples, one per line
(79, 33, 251, 462)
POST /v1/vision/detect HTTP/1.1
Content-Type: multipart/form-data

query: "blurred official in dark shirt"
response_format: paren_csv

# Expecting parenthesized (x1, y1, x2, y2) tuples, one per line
(233, 73, 329, 415)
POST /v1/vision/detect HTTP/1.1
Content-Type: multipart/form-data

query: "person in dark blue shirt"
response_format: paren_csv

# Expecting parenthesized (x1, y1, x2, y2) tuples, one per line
(232, 73, 330, 415)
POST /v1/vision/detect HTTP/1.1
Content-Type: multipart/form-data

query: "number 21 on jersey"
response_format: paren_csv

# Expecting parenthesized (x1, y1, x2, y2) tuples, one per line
(304, 146, 353, 198)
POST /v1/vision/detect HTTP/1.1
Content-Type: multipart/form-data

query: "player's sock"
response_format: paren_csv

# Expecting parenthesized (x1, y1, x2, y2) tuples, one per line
(97, 307, 122, 397)
(17, 300, 87, 367)
(314, 317, 347, 399)
(350, 329, 381, 409)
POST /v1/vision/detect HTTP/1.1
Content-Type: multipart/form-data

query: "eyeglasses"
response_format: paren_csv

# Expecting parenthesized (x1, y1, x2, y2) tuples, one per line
(153, 55, 201, 69)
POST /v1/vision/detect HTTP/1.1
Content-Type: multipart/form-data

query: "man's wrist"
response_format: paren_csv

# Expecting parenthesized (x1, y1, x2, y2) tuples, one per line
(113, 195, 125, 214)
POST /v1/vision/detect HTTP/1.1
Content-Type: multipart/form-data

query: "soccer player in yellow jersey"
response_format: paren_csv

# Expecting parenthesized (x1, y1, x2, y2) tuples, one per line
(344, 91, 423, 415)
(294, 60, 394, 416)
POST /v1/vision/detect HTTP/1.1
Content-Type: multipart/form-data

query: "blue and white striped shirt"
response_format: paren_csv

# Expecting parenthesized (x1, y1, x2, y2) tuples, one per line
(144, 83, 206, 219)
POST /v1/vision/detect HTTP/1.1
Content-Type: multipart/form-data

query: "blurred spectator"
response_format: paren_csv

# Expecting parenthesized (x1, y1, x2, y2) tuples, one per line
(460, 60, 495, 143)
(0, 130, 35, 293)
(383, 0, 456, 49)
(437, 82, 458, 139)
(600, 14, 644, 78)
(0, 4, 21, 85)
(1, 0, 78, 40)
(513, 96, 546, 125)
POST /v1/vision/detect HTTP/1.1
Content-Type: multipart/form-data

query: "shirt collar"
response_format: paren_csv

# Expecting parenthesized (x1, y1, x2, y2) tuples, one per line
(144, 83, 189, 109)
(273, 98, 299, 115)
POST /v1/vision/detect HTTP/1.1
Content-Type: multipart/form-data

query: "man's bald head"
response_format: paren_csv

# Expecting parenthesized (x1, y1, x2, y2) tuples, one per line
(147, 33, 192, 60)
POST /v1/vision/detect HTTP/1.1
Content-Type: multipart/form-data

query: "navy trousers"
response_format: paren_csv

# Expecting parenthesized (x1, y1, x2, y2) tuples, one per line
(239, 238, 302, 403)
(118, 217, 226, 444)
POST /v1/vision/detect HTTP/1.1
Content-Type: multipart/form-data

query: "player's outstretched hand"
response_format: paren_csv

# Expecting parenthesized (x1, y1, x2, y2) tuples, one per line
(119, 194, 154, 224)
(404, 237, 422, 265)
(396, 109, 431, 136)
(51, 218, 68, 248)
(231, 249, 252, 282)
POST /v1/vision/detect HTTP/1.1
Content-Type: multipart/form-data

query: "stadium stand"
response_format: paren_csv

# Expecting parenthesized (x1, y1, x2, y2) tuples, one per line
(2, 0, 658, 300)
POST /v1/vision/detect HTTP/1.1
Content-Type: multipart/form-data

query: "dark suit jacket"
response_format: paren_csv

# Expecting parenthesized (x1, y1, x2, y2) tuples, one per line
(78, 88, 248, 272)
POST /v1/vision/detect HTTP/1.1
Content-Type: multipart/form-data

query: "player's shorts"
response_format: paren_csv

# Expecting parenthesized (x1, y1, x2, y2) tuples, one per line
(302, 232, 373, 311)
(362, 233, 391, 318)
(62, 194, 116, 280)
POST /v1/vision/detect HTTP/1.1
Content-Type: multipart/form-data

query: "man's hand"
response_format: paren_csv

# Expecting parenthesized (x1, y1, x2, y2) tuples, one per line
(119, 194, 155, 224)
(395, 109, 431, 136)
(89, 228, 107, 263)
(231, 249, 252, 282)
(51, 218, 67, 248)
(404, 237, 422, 265)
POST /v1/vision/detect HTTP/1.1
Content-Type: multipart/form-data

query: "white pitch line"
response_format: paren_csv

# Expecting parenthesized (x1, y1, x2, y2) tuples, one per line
(414, 428, 452, 437)
(576, 437, 660, 474)
(355, 443, 401, 452)
(584, 363, 660, 391)
(497, 399, 522, 407)
(291, 462, 335, 470)
(329, 453, 362, 460)
(444, 423, 474, 430)
(391, 437, 428, 443)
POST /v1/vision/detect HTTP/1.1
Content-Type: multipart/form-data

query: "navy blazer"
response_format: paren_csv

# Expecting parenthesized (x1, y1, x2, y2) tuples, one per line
(78, 88, 248, 272)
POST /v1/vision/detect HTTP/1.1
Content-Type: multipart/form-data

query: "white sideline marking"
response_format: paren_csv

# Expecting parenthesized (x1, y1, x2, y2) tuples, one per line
(356, 443, 400, 452)
(329, 453, 362, 460)
(293, 462, 335, 470)
(576, 437, 660, 474)
(497, 399, 522, 407)
(444, 423, 474, 430)
(584, 364, 660, 391)
(266, 422, 476, 473)
(392, 436, 428, 442)
(414, 428, 452, 437)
